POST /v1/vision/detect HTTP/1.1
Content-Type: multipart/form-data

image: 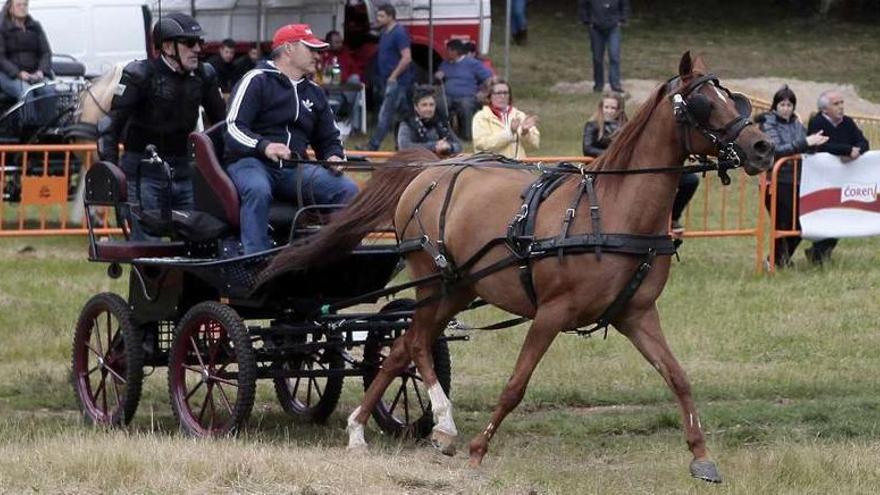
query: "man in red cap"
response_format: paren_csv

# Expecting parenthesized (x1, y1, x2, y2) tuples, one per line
(224, 23, 358, 254)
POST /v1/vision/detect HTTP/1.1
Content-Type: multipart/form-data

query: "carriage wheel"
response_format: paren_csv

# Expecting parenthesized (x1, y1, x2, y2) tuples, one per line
(362, 329, 451, 439)
(273, 333, 345, 423)
(168, 302, 256, 437)
(71, 292, 144, 426)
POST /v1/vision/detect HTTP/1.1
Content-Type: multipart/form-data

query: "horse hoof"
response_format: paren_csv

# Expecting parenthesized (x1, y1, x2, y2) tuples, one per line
(431, 430, 457, 457)
(689, 459, 723, 483)
(467, 455, 483, 468)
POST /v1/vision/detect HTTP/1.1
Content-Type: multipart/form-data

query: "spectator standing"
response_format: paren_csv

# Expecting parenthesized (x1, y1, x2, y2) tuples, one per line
(511, 0, 528, 46)
(397, 86, 462, 157)
(582, 91, 627, 157)
(362, 4, 413, 151)
(804, 89, 870, 265)
(0, 0, 55, 125)
(224, 24, 358, 254)
(472, 77, 539, 160)
(578, 0, 630, 94)
(206, 38, 238, 94)
(463, 40, 496, 75)
(233, 44, 261, 81)
(435, 39, 492, 141)
(97, 13, 225, 241)
(760, 85, 828, 268)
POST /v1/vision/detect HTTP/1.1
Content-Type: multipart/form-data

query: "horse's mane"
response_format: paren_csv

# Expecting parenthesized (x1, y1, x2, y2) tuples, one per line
(589, 82, 669, 172)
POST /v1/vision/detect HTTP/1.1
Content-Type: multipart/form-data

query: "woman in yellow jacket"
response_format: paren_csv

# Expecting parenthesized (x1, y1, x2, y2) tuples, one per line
(471, 78, 540, 159)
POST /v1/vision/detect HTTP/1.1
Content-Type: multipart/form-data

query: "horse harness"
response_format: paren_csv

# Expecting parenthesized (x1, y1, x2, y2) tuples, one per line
(320, 75, 751, 336)
(397, 162, 677, 337)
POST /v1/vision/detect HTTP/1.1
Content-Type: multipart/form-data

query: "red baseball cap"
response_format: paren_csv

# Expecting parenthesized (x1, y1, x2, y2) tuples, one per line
(272, 24, 329, 50)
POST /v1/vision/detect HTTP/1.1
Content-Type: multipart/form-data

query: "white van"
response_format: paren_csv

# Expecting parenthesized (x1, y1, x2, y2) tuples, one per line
(29, 0, 150, 78)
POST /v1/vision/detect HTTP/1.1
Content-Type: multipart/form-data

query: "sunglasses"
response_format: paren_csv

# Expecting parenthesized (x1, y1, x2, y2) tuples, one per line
(177, 38, 205, 48)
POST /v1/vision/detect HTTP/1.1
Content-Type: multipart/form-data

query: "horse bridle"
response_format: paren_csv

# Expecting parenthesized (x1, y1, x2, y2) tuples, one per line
(670, 73, 753, 184)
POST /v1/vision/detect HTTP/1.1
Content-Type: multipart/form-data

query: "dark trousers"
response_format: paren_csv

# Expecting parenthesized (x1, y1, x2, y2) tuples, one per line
(121, 152, 193, 241)
(438, 95, 478, 141)
(763, 180, 802, 266)
(672, 173, 699, 222)
(589, 25, 622, 91)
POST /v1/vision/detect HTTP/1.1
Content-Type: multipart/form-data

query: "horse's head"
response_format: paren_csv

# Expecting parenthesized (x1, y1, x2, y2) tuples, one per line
(670, 52, 774, 175)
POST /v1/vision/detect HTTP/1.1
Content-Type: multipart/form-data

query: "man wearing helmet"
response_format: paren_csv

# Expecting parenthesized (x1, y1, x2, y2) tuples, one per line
(97, 12, 226, 240)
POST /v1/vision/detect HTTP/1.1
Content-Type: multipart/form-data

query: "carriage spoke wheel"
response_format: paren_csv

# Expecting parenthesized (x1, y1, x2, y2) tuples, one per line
(71, 293, 144, 426)
(273, 334, 345, 424)
(168, 302, 256, 437)
(362, 330, 451, 439)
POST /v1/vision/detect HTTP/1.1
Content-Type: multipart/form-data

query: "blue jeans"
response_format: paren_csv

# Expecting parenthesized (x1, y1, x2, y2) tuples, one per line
(121, 152, 194, 241)
(511, 0, 527, 33)
(589, 25, 622, 91)
(227, 157, 359, 254)
(368, 79, 410, 150)
(0, 72, 58, 127)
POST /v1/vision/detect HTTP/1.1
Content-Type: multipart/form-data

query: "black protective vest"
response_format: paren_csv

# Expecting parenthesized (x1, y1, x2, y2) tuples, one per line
(98, 57, 225, 166)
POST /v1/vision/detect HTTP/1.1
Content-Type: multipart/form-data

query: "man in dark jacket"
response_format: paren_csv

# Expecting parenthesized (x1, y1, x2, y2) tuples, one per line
(97, 13, 226, 240)
(803, 89, 871, 265)
(224, 23, 358, 254)
(0, 0, 55, 124)
(206, 38, 239, 94)
(578, 0, 630, 94)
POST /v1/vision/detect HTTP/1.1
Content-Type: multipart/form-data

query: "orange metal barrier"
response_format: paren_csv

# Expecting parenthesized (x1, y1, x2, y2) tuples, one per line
(759, 155, 803, 273)
(0, 143, 107, 237)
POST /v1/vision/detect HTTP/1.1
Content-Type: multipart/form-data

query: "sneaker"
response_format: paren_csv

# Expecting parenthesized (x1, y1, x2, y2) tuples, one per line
(353, 143, 377, 152)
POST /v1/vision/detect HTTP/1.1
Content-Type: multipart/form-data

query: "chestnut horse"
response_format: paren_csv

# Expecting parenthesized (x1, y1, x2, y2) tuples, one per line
(263, 52, 774, 482)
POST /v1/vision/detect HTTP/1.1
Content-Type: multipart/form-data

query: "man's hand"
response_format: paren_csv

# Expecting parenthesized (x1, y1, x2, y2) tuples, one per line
(265, 142, 292, 162)
(18, 71, 30, 81)
(32, 70, 44, 82)
(850, 147, 862, 160)
(326, 155, 345, 176)
(434, 70, 445, 80)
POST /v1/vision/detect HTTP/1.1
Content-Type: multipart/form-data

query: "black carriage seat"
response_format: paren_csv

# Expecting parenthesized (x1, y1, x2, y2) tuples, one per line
(190, 123, 298, 238)
(84, 161, 185, 261)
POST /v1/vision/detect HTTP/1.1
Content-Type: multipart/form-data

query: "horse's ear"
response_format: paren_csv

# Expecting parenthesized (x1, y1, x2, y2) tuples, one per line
(691, 54, 709, 75)
(678, 51, 693, 79)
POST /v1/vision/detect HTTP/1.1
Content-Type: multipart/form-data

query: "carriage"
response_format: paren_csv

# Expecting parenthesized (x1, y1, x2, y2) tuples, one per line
(70, 123, 462, 438)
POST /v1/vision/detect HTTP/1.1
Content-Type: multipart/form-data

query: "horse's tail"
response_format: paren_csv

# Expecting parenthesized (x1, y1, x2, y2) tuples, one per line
(258, 148, 438, 284)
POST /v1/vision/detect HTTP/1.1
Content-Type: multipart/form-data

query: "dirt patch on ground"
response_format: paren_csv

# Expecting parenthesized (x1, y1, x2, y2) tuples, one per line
(553, 77, 880, 117)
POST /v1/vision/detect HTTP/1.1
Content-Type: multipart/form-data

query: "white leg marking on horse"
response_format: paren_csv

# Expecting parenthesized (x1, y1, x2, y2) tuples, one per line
(346, 406, 368, 450)
(689, 413, 694, 427)
(429, 383, 458, 436)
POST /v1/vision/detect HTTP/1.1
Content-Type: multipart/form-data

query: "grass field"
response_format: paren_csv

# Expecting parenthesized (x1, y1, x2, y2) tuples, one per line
(2, 1, 880, 493)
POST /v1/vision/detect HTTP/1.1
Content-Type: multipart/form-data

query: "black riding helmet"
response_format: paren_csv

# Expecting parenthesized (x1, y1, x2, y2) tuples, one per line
(152, 12, 205, 49)
(152, 13, 205, 71)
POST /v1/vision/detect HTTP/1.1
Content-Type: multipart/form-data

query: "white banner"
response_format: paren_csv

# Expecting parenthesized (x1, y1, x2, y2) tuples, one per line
(799, 151, 880, 240)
